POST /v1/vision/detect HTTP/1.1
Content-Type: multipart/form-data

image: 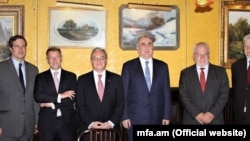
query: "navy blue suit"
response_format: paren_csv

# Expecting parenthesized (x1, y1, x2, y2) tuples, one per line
(121, 58, 172, 141)
(34, 69, 78, 141)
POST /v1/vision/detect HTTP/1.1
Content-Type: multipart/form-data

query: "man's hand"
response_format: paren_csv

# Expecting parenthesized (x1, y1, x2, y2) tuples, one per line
(34, 125, 39, 134)
(0, 128, 2, 137)
(122, 119, 131, 129)
(61, 90, 75, 100)
(40, 103, 53, 108)
(195, 113, 205, 124)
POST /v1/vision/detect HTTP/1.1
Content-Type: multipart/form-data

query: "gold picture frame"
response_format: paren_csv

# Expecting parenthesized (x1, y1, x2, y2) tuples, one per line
(49, 7, 106, 48)
(119, 3, 180, 50)
(0, 5, 24, 61)
(221, 1, 250, 68)
(0, 0, 8, 3)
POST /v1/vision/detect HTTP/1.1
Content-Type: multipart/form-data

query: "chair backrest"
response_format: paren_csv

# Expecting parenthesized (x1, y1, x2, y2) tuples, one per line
(77, 129, 122, 141)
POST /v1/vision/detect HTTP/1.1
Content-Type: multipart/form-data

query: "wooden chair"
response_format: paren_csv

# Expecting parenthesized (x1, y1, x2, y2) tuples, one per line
(77, 129, 122, 141)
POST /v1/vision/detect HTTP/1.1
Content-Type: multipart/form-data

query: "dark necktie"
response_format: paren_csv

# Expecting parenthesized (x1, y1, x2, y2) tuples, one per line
(98, 74, 104, 101)
(247, 62, 250, 84)
(19, 63, 25, 91)
(200, 68, 206, 92)
(145, 61, 151, 91)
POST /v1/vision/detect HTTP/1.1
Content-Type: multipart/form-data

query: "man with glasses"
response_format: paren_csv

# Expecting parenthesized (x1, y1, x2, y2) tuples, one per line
(179, 42, 229, 125)
(76, 47, 124, 140)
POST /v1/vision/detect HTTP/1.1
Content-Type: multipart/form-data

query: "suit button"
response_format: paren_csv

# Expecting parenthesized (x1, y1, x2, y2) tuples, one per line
(22, 112, 25, 115)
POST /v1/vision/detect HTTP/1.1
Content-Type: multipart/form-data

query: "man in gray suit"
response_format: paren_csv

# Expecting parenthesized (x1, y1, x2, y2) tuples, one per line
(179, 42, 229, 124)
(0, 35, 39, 141)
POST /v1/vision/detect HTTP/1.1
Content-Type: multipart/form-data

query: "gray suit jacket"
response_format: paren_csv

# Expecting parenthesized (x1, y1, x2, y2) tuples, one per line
(179, 63, 229, 124)
(0, 58, 39, 137)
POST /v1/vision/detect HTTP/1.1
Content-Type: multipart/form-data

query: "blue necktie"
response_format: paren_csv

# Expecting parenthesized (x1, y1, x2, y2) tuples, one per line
(145, 61, 151, 90)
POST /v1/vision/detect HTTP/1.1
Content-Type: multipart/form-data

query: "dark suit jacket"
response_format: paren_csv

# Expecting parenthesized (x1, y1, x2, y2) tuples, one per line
(121, 58, 172, 124)
(231, 57, 250, 124)
(76, 70, 124, 131)
(179, 63, 229, 124)
(0, 58, 39, 137)
(34, 69, 78, 131)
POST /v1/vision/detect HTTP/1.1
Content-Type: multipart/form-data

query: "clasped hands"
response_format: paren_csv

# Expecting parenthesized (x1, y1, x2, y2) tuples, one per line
(91, 121, 112, 129)
(195, 112, 214, 125)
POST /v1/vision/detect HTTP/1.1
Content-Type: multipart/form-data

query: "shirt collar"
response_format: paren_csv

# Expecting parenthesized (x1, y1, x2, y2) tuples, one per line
(50, 68, 62, 75)
(139, 57, 153, 64)
(93, 70, 106, 76)
(196, 64, 209, 70)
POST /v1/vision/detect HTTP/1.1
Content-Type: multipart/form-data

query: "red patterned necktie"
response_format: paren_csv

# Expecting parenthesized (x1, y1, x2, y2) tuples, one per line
(200, 68, 206, 92)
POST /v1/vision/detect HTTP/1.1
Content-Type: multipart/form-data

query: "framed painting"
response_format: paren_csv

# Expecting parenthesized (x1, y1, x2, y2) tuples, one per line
(0, 0, 8, 3)
(49, 7, 106, 48)
(0, 5, 24, 61)
(119, 4, 179, 50)
(221, 1, 250, 68)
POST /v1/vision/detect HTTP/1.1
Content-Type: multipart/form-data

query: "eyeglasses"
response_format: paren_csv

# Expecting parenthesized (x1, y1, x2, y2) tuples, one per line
(194, 53, 209, 58)
(244, 46, 250, 50)
(92, 57, 106, 62)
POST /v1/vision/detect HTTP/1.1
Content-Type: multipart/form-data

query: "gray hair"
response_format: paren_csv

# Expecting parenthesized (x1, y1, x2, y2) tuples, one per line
(90, 47, 107, 59)
(243, 34, 250, 44)
(193, 42, 210, 55)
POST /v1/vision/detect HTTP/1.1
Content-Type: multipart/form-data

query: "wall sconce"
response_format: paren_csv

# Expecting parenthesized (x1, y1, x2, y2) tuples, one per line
(195, 0, 214, 8)
(56, 1, 103, 10)
(128, 3, 172, 11)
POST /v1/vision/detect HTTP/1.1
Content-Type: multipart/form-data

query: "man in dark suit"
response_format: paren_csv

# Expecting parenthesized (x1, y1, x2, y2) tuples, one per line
(121, 32, 172, 141)
(231, 34, 250, 124)
(0, 35, 39, 141)
(76, 47, 124, 135)
(179, 42, 229, 124)
(34, 47, 78, 141)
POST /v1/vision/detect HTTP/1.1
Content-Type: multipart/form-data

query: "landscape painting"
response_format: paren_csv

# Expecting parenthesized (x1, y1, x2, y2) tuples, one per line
(0, 17, 12, 61)
(221, 2, 250, 68)
(49, 7, 106, 48)
(119, 4, 179, 50)
(0, 5, 23, 62)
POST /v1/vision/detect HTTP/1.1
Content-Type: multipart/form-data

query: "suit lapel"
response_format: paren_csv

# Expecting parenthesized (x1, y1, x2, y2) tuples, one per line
(103, 71, 109, 101)
(8, 59, 24, 92)
(190, 65, 203, 93)
(88, 72, 101, 102)
(135, 58, 152, 92)
(45, 70, 57, 93)
(58, 69, 65, 92)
